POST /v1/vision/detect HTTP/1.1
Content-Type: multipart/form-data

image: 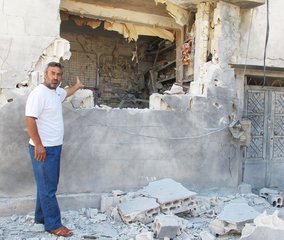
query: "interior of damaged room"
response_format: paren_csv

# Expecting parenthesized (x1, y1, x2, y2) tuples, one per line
(59, 10, 193, 109)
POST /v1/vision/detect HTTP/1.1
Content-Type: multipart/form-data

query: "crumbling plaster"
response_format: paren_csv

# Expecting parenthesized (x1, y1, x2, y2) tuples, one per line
(0, 0, 61, 89)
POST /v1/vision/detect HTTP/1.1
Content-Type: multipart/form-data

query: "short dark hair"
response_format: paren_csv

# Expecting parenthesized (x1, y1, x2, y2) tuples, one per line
(45, 62, 64, 74)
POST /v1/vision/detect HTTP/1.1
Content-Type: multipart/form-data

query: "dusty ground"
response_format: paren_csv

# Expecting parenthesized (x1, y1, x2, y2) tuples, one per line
(0, 187, 283, 240)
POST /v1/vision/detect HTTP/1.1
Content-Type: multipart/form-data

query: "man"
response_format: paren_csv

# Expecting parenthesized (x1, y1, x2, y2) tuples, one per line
(25, 62, 84, 237)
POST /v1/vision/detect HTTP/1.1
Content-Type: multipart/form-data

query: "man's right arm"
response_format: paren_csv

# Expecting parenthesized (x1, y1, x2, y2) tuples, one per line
(25, 116, 46, 161)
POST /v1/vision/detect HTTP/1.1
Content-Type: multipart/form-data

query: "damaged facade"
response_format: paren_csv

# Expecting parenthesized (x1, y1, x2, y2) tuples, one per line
(1, 0, 284, 218)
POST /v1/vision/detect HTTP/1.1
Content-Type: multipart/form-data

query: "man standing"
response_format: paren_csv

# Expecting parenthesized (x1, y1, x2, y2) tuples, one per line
(25, 62, 84, 237)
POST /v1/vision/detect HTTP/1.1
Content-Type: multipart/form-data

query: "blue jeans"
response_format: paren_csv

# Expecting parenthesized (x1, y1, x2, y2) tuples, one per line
(29, 144, 63, 231)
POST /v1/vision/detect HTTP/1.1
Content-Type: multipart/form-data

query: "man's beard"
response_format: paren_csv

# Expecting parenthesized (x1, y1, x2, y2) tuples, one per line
(44, 81, 60, 89)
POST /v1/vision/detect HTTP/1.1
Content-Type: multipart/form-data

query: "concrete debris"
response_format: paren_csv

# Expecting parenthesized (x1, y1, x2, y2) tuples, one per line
(1, 179, 284, 239)
(199, 231, 216, 240)
(164, 84, 185, 95)
(139, 178, 196, 215)
(152, 214, 181, 239)
(240, 211, 284, 240)
(209, 198, 260, 235)
(67, 89, 94, 109)
(118, 197, 160, 224)
(259, 187, 280, 198)
(100, 190, 127, 213)
(135, 231, 154, 240)
(259, 187, 283, 207)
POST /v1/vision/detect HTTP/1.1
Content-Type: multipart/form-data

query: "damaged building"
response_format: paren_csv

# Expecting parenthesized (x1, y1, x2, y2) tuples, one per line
(1, 0, 284, 222)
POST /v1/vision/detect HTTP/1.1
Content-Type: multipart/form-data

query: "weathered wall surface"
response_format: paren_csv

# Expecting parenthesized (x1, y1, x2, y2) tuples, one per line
(0, 0, 61, 88)
(239, 0, 284, 67)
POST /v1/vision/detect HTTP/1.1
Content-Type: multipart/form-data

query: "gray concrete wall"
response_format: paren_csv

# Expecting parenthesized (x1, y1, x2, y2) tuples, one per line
(0, 91, 241, 193)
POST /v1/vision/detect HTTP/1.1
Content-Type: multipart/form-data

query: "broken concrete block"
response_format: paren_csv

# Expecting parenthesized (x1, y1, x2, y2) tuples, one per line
(238, 183, 252, 194)
(267, 194, 283, 207)
(259, 187, 283, 207)
(140, 178, 196, 215)
(164, 84, 185, 95)
(100, 190, 126, 213)
(152, 215, 180, 239)
(259, 187, 279, 200)
(209, 199, 259, 235)
(110, 207, 123, 222)
(199, 231, 216, 240)
(240, 211, 284, 240)
(149, 93, 172, 110)
(118, 197, 160, 224)
(135, 232, 154, 240)
(67, 89, 94, 108)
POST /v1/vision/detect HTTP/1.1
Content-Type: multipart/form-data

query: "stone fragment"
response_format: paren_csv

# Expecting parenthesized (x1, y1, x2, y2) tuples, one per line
(135, 231, 154, 240)
(10, 215, 19, 221)
(209, 199, 259, 235)
(267, 194, 283, 208)
(67, 89, 94, 108)
(259, 187, 283, 207)
(89, 213, 107, 223)
(164, 84, 185, 95)
(118, 197, 160, 224)
(153, 215, 180, 239)
(199, 231, 216, 240)
(240, 211, 284, 240)
(259, 187, 279, 199)
(100, 190, 127, 213)
(140, 178, 196, 215)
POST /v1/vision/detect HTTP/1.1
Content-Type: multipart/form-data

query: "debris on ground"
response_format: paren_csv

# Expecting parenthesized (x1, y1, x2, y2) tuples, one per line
(1, 179, 284, 240)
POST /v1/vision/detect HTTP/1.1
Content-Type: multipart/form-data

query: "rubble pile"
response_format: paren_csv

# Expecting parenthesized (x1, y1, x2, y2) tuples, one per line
(0, 179, 284, 240)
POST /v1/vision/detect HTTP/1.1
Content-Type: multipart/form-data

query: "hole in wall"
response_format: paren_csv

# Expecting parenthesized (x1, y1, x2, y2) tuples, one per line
(59, 12, 177, 109)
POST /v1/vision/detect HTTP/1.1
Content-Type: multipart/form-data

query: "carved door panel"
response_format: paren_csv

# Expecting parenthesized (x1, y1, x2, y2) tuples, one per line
(244, 86, 284, 187)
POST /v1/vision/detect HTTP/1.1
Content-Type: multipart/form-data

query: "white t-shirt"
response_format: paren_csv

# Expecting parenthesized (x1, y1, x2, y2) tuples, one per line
(25, 84, 67, 147)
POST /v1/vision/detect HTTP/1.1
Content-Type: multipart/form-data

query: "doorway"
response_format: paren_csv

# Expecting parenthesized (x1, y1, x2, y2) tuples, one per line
(243, 76, 284, 188)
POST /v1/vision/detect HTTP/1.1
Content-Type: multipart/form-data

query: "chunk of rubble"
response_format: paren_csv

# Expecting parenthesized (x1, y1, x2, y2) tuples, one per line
(139, 178, 196, 215)
(135, 231, 154, 240)
(259, 187, 279, 198)
(153, 215, 180, 239)
(66, 89, 94, 108)
(100, 190, 127, 213)
(118, 197, 160, 224)
(199, 231, 216, 240)
(209, 198, 259, 236)
(164, 84, 185, 95)
(240, 211, 284, 240)
(259, 187, 283, 207)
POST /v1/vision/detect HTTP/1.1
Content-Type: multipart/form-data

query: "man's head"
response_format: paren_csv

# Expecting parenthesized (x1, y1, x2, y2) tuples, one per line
(43, 62, 64, 89)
